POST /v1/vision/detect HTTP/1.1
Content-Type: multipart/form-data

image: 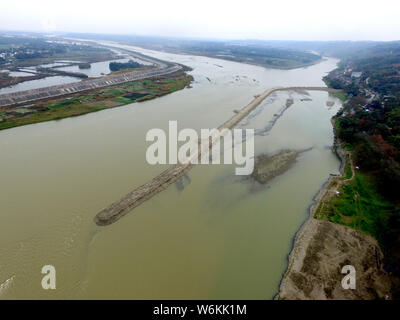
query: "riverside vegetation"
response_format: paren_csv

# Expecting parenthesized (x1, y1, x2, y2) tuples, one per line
(0, 69, 193, 130)
(320, 42, 400, 298)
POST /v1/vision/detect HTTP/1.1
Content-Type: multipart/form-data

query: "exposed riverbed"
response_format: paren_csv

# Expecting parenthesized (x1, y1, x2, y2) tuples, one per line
(0, 45, 341, 299)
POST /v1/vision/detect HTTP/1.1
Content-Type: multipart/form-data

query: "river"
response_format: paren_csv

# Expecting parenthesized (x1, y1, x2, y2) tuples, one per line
(0, 45, 341, 299)
(0, 50, 151, 95)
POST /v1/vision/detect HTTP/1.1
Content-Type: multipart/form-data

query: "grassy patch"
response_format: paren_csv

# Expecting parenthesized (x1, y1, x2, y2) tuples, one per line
(317, 171, 395, 244)
(344, 164, 353, 179)
(0, 71, 193, 131)
(163, 78, 175, 83)
(112, 96, 133, 104)
(323, 78, 331, 87)
(344, 143, 355, 151)
(48, 98, 81, 109)
(0, 103, 108, 129)
(334, 91, 347, 101)
(102, 89, 125, 96)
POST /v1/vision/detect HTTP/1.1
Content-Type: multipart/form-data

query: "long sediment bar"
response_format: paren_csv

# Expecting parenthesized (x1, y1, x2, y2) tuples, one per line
(94, 86, 340, 226)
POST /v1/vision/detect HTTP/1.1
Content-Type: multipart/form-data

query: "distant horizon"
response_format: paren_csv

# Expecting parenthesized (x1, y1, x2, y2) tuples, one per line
(1, 0, 400, 42)
(1, 29, 400, 44)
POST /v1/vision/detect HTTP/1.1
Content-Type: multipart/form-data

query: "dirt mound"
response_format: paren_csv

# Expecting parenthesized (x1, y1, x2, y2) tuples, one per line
(279, 219, 392, 300)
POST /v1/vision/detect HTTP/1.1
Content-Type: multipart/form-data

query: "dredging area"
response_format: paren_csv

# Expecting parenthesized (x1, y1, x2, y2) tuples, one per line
(94, 86, 340, 226)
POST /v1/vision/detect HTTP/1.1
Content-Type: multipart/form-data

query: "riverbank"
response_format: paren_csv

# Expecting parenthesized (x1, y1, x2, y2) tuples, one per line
(278, 119, 392, 299)
(0, 69, 192, 131)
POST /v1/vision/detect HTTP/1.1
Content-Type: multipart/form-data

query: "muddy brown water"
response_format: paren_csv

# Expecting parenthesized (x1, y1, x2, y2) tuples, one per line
(0, 44, 341, 299)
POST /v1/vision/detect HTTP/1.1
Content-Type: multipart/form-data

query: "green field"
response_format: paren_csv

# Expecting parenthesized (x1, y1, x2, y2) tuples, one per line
(320, 172, 392, 237)
(0, 72, 193, 131)
(317, 168, 400, 271)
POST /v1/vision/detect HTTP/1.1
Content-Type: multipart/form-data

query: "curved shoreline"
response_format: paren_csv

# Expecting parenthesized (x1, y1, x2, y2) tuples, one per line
(277, 118, 392, 299)
(274, 119, 345, 299)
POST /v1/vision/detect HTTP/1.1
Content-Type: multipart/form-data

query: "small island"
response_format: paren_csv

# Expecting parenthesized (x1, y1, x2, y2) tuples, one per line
(109, 60, 142, 72)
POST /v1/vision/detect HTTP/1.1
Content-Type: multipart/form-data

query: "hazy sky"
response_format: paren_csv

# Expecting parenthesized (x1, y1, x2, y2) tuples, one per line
(1, 0, 400, 41)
